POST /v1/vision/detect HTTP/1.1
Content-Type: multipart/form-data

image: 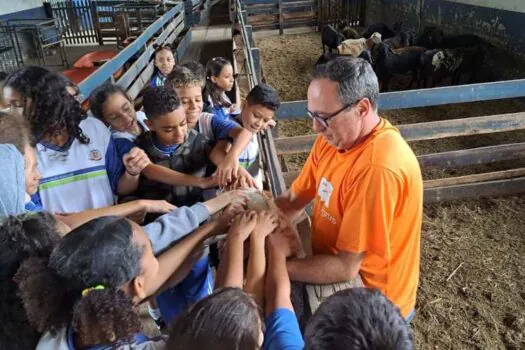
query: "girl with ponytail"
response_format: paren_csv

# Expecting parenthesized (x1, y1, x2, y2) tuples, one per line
(15, 214, 225, 349)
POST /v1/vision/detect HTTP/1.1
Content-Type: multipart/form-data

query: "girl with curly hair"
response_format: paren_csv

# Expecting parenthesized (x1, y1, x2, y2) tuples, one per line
(3, 67, 149, 213)
(0, 212, 61, 350)
(15, 213, 228, 349)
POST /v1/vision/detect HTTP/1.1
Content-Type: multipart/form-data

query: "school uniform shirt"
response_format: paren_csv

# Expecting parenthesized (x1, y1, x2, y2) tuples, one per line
(36, 326, 166, 350)
(196, 112, 238, 143)
(207, 92, 241, 121)
(150, 71, 167, 88)
(231, 116, 263, 189)
(290, 118, 423, 318)
(112, 111, 149, 159)
(263, 308, 304, 350)
(33, 116, 123, 214)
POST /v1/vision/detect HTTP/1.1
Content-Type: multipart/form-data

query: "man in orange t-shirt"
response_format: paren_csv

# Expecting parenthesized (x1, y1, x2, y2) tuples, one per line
(275, 56, 423, 320)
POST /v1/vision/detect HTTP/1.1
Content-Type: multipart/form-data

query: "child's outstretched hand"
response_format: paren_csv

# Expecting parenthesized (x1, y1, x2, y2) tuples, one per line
(219, 200, 247, 230)
(228, 211, 258, 242)
(252, 211, 279, 241)
(198, 175, 219, 189)
(140, 199, 177, 213)
(268, 231, 294, 258)
(229, 104, 238, 114)
(123, 147, 151, 176)
(216, 153, 239, 187)
(237, 167, 259, 189)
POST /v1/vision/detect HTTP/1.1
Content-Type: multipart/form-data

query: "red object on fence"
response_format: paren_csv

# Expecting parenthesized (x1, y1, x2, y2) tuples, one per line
(73, 49, 119, 69)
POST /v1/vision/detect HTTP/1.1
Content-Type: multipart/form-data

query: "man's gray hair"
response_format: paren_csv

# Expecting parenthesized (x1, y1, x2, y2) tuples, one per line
(312, 56, 379, 109)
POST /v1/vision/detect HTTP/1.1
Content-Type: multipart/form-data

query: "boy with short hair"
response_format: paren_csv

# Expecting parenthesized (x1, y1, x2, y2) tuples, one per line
(166, 65, 256, 188)
(231, 83, 281, 189)
(136, 86, 213, 208)
(304, 288, 414, 350)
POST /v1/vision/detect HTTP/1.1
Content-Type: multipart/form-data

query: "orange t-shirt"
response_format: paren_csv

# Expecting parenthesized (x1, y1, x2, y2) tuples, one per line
(290, 118, 423, 318)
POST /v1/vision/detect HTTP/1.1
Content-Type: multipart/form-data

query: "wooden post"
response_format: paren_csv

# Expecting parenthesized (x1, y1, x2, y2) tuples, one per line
(246, 24, 254, 47)
(251, 47, 261, 83)
(183, 0, 193, 27)
(278, 0, 284, 35)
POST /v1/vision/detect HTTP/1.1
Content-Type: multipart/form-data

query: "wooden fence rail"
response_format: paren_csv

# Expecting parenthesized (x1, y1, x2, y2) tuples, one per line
(275, 112, 525, 155)
(78, 3, 186, 102)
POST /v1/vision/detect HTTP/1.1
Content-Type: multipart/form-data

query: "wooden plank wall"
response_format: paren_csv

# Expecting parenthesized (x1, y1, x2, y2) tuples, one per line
(242, 0, 317, 32)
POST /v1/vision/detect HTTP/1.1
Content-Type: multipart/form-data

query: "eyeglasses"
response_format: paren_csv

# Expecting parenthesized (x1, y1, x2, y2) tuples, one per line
(306, 103, 353, 129)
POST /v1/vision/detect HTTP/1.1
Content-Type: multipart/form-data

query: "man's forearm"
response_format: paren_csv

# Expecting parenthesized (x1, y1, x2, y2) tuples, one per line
(287, 254, 359, 284)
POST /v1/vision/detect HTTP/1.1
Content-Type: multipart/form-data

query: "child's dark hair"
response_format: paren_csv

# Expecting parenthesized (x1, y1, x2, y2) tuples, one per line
(0, 111, 35, 154)
(153, 43, 173, 57)
(304, 288, 413, 350)
(204, 57, 233, 108)
(3, 66, 52, 103)
(0, 71, 8, 82)
(168, 288, 261, 350)
(142, 86, 181, 120)
(15, 216, 144, 345)
(166, 66, 203, 92)
(0, 212, 60, 350)
(179, 60, 206, 85)
(4, 67, 89, 144)
(89, 83, 131, 120)
(246, 83, 280, 111)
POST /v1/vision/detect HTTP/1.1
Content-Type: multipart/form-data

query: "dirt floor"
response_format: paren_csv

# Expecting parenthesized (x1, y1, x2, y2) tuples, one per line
(257, 32, 525, 349)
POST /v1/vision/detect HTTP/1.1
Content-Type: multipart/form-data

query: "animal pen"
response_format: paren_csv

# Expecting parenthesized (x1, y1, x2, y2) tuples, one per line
(234, 0, 525, 348)
(64, 0, 524, 346)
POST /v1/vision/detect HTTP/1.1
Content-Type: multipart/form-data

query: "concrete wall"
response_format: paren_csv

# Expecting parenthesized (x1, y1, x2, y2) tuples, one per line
(365, 0, 525, 55)
(0, 0, 47, 21)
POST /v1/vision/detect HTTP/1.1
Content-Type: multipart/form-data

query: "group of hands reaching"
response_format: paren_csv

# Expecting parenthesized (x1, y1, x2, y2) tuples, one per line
(122, 146, 259, 190)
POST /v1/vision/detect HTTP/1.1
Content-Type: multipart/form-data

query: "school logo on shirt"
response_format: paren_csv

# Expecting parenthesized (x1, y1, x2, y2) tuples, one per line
(89, 149, 102, 161)
(318, 177, 333, 208)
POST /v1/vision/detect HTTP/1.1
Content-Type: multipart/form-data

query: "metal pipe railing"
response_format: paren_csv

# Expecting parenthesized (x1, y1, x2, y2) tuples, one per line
(235, 0, 286, 196)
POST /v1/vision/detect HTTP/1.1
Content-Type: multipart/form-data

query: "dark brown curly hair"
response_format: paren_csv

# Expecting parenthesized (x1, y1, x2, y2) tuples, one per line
(0, 212, 60, 350)
(15, 216, 144, 346)
(4, 66, 89, 144)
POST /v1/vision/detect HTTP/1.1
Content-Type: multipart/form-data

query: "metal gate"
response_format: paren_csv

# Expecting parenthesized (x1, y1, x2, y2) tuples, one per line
(48, 0, 99, 45)
(317, 0, 366, 28)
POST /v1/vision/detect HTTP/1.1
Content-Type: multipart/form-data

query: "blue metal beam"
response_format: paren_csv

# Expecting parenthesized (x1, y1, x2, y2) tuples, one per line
(78, 3, 183, 101)
(276, 79, 525, 119)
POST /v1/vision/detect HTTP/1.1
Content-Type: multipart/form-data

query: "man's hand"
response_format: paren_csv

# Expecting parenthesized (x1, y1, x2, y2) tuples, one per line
(123, 147, 151, 176)
(228, 211, 258, 242)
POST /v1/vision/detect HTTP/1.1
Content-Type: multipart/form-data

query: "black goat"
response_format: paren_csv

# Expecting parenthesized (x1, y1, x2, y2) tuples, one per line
(375, 43, 427, 91)
(441, 34, 483, 48)
(419, 47, 479, 88)
(321, 25, 345, 53)
(341, 26, 359, 39)
(314, 50, 373, 67)
(361, 22, 398, 40)
(415, 26, 445, 49)
(384, 31, 415, 49)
